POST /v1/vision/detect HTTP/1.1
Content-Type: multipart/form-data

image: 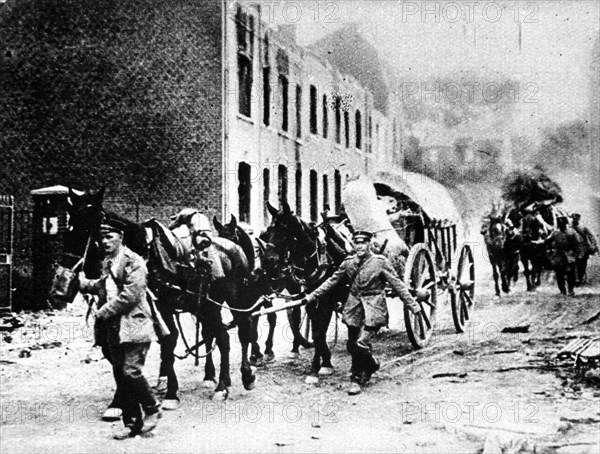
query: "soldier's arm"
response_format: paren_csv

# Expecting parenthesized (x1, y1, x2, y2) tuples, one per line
(585, 227, 598, 251)
(305, 262, 349, 304)
(380, 258, 421, 314)
(78, 273, 104, 294)
(96, 259, 147, 320)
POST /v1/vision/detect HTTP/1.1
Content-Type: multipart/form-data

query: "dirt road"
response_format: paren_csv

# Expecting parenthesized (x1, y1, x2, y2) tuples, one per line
(1, 268, 599, 453)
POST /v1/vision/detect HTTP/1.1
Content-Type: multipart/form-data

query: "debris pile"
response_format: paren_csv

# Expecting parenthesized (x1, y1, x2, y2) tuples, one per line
(555, 336, 600, 381)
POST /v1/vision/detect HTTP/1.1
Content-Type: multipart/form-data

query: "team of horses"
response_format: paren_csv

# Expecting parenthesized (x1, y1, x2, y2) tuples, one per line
(482, 202, 554, 296)
(65, 189, 353, 405)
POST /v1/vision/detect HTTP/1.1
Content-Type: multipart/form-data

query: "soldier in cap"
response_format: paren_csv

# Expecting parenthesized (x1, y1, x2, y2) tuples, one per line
(571, 213, 598, 285)
(78, 217, 161, 439)
(542, 214, 581, 296)
(302, 230, 421, 395)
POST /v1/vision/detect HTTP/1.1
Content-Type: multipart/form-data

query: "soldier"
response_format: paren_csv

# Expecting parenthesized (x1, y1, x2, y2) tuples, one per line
(79, 219, 161, 439)
(301, 230, 421, 395)
(542, 214, 581, 296)
(571, 213, 598, 285)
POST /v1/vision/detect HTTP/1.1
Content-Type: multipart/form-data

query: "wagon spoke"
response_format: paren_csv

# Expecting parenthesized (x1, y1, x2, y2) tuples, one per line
(417, 313, 426, 338)
(420, 308, 432, 330)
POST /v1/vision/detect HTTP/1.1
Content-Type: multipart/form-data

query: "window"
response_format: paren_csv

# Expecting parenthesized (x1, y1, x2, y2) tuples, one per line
(263, 69, 270, 126)
(368, 115, 373, 153)
(238, 162, 251, 223)
(238, 55, 252, 117)
(344, 111, 350, 148)
(310, 170, 318, 222)
(278, 165, 288, 206)
(279, 76, 289, 132)
(322, 174, 329, 212)
(263, 168, 270, 223)
(335, 97, 341, 144)
(310, 85, 317, 134)
(296, 84, 302, 138)
(355, 110, 362, 149)
(236, 7, 254, 117)
(322, 95, 328, 138)
(334, 170, 341, 214)
(295, 164, 302, 216)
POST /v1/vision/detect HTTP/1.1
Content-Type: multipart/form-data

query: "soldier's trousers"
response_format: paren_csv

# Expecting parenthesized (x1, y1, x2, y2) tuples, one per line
(576, 255, 589, 284)
(554, 264, 576, 295)
(346, 326, 379, 379)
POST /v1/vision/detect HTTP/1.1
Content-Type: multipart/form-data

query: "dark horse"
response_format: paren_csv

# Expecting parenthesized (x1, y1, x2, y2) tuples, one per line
(66, 189, 257, 406)
(520, 210, 548, 291)
(213, 214, 277, 366)
(262, 201, 350, 375)
(482, 213, 519, 296)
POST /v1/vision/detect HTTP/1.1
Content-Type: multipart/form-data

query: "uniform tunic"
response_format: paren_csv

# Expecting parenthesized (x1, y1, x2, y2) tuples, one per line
(305, 251, 420, 329)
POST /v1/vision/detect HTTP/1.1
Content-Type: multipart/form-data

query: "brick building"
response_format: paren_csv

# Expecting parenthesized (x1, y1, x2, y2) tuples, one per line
(0, 0, 406, 305)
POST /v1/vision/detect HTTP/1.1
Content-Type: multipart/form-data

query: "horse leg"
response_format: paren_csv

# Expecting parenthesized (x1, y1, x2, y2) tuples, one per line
(158, 306, 180, 409)
(492, 263, 501, 297)
(250, 313, 265, 367)
(310, 301, 334, 375)
(288, 306, 313, 354)
(201, 325, 216, 385)
(500, 261, 510, 294)
(522, 256, 533, 291)
(264, 311, 277, 362)
(202, 301, 231, 400)
(234, 312, 257, 391)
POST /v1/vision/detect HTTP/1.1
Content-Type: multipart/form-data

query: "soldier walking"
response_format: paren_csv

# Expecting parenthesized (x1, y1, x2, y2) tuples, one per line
(302, 230, 421, 395)
(543, 214, 581, 296)
(571, 213, 598, 285)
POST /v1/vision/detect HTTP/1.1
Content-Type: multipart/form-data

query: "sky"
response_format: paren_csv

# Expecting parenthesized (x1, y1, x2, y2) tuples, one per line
(264, 0, 600, 139)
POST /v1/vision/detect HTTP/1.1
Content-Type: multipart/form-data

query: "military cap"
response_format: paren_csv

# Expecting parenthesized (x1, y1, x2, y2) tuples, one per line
(571, 213, 581, 220)
(352, 230, 373, 243)
(100, 218, 127, 235)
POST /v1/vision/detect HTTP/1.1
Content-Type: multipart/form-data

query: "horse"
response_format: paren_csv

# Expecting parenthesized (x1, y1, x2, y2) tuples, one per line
(520, 210, 549, 291)
(482, 212, 518, 297)
(66, 189, 257, 405)
(262, 201, 350, 375)
(212, 214, 277, 366)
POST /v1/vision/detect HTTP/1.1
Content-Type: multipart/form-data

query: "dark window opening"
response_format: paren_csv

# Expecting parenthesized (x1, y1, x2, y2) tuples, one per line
(355, 110, 362, 149)
(335, 97, 341, 144)
(310, 85, 317, 134)
(278, 165, 288, 207)
(238, 55, 252, 117)
(310, 170, 318, 222)
(238, 162, 251, 223)
(296, 84, 302, 138)
(295, 165, 302, 217)
(280, 76, 288, 132)
(263, 67, 270, 126)
(322, 175, 329, 213)
(322, 95, 328, 138)
(344, 111, 350, 148)
(334, 170, 341, 214)
(263, 168, 270, 223)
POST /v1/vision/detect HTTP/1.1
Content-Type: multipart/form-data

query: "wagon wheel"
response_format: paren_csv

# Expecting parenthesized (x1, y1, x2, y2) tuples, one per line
(450, 244, 475, 333)
(403, 243, 438, 349)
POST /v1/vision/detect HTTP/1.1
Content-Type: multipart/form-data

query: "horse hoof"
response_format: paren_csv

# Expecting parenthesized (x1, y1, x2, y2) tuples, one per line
(305, 375, 319, 385)
(155, 376, 168, 394)
(244, 378, 256, 391)
(212, 390, 229, 401)
(288, 352, 300, 360)
(251, 357, 265, 367)
(202, 379, 217, 389)
(318, 367, 334, 376)
(161, 399, 180, 411)
(265, 353, 275, 363)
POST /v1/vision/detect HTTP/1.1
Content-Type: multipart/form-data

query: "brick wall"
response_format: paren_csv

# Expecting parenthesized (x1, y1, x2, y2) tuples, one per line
(0, 0, 224, 214)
